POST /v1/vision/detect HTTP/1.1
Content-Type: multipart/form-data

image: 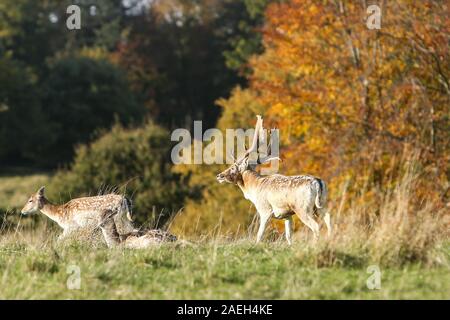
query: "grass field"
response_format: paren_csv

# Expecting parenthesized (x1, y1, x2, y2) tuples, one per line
(0, 170, 448, 300)
(0, 237, 448, 299)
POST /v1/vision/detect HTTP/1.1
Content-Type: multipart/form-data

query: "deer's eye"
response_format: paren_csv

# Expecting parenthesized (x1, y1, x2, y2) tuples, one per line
(28, 199, 33, 203)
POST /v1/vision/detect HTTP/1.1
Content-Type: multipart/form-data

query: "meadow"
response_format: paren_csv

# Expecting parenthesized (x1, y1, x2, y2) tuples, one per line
(0, 240, 448, 299)
(0, 169, 448, 300)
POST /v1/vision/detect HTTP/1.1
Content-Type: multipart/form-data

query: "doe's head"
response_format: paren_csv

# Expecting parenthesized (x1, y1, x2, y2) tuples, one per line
(21, 186, 46, 215)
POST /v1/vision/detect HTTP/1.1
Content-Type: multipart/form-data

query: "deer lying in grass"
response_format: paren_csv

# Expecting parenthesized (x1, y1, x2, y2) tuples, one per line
(97, 210, 177, 248)
(216, 115, 331, 244)
(21, 186, 137, 240)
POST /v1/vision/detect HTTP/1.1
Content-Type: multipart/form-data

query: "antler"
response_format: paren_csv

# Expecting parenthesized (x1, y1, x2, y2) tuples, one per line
(236, 115, 280, 164)
(257, 127, 281, 164)
(227, 149, 236, 162)
(237, 115, 263, 162)
(247, 115, 263, 155)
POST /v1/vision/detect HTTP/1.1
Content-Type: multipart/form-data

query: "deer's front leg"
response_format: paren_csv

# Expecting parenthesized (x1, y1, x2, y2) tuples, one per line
(256, 210, 272, 243)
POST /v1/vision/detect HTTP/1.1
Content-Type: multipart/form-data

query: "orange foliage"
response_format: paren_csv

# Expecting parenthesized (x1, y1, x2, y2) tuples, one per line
(236, 0, 448, 203)
(173, 0, 449, 236)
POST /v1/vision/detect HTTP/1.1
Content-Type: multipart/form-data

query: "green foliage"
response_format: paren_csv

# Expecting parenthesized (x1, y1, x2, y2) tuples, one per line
(0, 1, 147, 167)
(1, 0, 270, 166)
(222, 0, 273, 74)
(0, 0, 127, 69)
(0, 0, 64, 68)
(118, 0, 263, 129)
(50, 122, 193, 227)
(0, 55, 144, 167)
(39, 57, 144, 165)
(0, 57, 49, 162)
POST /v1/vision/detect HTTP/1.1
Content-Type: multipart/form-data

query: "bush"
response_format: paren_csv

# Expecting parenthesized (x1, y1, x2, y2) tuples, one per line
(50, 122, 193, 227)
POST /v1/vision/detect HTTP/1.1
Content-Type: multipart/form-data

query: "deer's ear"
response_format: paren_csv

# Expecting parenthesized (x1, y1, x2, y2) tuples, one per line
(37, 186, 45, 197)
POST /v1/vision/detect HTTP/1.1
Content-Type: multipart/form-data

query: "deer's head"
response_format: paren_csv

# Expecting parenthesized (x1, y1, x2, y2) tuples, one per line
(216, 156, 251, 185)
(216, 115, 279, 185)
(21, 186, 46, 215)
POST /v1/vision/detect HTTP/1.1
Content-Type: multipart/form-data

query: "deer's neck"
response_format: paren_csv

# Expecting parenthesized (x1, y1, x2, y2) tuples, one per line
(39, 199, 66, 227)
(100, 224, 121, 248)
(238, 170, 262, 202)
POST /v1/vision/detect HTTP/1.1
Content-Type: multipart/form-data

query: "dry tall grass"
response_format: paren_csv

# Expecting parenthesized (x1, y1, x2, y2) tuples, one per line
(169, 158, 449, 268)
(309, 162, 449, 267)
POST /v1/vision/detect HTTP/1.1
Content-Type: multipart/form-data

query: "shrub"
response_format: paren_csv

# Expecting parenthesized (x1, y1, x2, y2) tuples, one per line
(50, 122, 193, 227)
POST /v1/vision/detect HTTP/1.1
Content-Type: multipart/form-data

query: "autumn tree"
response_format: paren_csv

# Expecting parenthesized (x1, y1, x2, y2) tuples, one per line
(172, 0, 449, 236)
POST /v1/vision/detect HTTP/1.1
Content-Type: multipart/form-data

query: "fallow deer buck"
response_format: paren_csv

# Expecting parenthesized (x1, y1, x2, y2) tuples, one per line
(216, 115, 331, 244)
(21, 186, 137, 240)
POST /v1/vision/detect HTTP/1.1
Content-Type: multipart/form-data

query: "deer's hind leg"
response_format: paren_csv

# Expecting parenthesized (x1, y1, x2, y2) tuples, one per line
(295, 205, 319, 240)
(317, 207, 332, 238)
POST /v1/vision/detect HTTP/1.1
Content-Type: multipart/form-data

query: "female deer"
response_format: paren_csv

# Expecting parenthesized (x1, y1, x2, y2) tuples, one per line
(21, 186, 136, 239)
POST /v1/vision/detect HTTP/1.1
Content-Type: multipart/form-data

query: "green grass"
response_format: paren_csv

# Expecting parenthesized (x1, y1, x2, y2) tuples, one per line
(0, 169, 51, 212)
(0, 240, 448, 299)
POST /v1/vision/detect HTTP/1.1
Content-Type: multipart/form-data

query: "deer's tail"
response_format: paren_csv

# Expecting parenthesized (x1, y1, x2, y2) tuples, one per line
(314, 178, 327, 209)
